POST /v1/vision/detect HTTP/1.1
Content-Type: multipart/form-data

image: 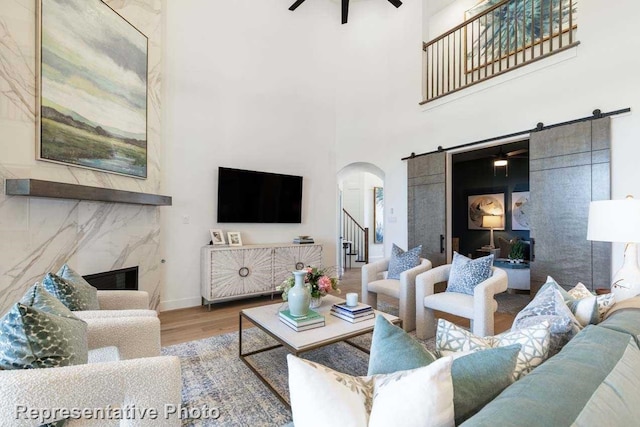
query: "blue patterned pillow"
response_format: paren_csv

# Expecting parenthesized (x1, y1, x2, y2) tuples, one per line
(512, 284, 581, 356)
(387, 244, 422, 280)
(446, 252, 494, 295)
(42, 271, 99, 311)
(0, 302, 88, 370)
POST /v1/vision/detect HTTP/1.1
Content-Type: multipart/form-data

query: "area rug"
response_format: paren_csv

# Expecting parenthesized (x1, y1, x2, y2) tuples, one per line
(162, 328, 377, 426)
(162, 292, 527, 426)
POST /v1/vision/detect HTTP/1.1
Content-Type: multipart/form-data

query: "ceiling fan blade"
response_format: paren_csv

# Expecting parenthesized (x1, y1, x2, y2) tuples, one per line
(506, 148, 529, 157)
(388, 0, 403, 8)
(342, 0, 349, 24)
(289, 0, 307, 11)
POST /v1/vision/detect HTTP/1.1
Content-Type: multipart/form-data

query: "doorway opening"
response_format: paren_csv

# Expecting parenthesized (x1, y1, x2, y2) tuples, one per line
(337, 163, 385, 277)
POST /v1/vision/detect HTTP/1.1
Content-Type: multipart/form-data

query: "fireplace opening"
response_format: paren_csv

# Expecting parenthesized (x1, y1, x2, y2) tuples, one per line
(83, 266, 138, 291)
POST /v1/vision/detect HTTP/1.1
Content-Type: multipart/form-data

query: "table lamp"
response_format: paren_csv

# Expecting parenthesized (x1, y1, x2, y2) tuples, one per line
(482, 215, 502, 249)
(587, 196, 640, 301)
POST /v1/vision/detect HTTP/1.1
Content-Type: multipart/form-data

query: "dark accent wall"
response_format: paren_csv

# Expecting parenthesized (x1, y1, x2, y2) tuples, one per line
(452, 155, 529, 258)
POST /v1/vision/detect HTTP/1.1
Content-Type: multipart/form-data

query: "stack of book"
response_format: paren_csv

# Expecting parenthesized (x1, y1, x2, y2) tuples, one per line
(293, 236, 315, 244)
(279, 309, 325, 332)
(330, 301, 375, 323)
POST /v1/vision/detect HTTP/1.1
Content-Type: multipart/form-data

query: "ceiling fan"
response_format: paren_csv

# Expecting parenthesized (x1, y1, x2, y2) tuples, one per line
(492, 147, 528, 176)
(289, 0, 403, 24)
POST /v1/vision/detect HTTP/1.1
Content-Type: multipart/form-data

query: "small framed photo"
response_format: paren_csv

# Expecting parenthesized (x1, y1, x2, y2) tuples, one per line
(210, 229, 225, 245)
(228, 231, 242, 246)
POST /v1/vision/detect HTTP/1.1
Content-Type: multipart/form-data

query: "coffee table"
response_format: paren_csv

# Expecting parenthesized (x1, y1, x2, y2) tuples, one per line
(239, 295, 401, 408)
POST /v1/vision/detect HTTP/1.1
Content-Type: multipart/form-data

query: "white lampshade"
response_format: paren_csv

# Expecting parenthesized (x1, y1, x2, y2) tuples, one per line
(482, 215, 502, 229)
(587, 197, 640, 243)
(494, 159, 508, 167)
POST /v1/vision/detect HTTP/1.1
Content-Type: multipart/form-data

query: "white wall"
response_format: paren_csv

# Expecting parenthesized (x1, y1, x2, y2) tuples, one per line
(161, 0, 640, 309)
(334, 0, 640, 274)
(161, 0, 340, 310)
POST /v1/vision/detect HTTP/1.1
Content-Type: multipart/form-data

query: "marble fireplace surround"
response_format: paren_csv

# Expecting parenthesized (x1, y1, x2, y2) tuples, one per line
(0, 0, 165, 316)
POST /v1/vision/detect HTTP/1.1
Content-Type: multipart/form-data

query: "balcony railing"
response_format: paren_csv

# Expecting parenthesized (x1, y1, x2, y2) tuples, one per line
(421, 0, 578, 104)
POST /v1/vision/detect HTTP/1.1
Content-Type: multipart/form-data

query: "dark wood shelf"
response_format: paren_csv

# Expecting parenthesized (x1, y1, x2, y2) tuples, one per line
(5, 179, 172, 206)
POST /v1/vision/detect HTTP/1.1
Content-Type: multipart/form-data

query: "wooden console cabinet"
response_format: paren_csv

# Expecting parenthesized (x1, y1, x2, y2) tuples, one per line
(201, 243, 322, 307)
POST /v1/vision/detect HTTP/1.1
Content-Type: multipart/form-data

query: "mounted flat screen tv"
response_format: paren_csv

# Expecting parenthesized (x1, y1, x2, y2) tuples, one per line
(217, 167, 303, 223)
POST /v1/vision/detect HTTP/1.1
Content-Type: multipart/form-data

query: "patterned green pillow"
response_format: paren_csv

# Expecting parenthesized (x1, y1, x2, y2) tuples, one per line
(0, 302, 88, 370)
(42, 270, 99, 311)
(20, 283, 79, 319)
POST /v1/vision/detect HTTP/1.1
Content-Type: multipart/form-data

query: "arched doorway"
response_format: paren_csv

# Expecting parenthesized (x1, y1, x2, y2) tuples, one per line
(336, 163, 385, 276)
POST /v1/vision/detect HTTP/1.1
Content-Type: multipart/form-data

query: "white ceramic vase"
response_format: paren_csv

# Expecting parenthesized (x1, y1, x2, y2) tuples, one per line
(288, 270, 310, 317)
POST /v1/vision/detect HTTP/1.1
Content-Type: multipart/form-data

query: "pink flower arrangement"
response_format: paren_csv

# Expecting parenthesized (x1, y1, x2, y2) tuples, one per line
(278, 266, 340, 300)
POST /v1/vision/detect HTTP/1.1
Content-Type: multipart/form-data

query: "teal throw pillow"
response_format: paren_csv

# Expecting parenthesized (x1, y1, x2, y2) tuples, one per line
(387, 244, 423, 280)
(446, 252, 494, 295)
(451, 345, 520, 424)
(367, 315, 435, 376)
(367, 316, 519, 424)
(20, 283, 79, 319)
(0, 302, 88, 370)
(42, 270, 99, 311)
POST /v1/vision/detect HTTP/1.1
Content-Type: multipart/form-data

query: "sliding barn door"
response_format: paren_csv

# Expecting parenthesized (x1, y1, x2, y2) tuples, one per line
(529, 118, 611, 294)
(408, 152, 446, 267)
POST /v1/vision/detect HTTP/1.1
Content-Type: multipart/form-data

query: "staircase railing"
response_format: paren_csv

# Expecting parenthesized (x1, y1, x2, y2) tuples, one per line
(422, 0, 578, 104)
(342, 209, 369, 266)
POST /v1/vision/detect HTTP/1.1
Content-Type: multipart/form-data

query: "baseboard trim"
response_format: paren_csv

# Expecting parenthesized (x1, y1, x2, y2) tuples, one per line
(159, 296, 201, 312)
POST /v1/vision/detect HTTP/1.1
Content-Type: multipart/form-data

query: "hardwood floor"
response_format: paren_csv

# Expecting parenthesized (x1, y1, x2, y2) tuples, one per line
(159, 267, 516, 346)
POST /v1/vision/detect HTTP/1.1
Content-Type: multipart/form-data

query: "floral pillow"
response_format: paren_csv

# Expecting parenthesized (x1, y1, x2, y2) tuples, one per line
(288, 354, 454, 427)
(436, 319, 551, 380)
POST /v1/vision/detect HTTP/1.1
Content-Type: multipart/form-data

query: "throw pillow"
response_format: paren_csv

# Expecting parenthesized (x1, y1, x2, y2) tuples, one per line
(567, 281, 616, 323)
(512, 283, 581, 355)
(451, 345, 520, 424)
(437, 318, 551, 379)
(387, 244, 422, 280)
(542, 277, 615, 326)
(497, 237, 513, 259)
(288, 354, 454, 427)
(41, 271, 99, 311)
(20, 283, 79, 319)
(0, 303, 88, 370)
(367, 316, 518, 425)
(57, 264, 100, 309)
(446, 252, 494, 295)
(368, 315, 435, 376)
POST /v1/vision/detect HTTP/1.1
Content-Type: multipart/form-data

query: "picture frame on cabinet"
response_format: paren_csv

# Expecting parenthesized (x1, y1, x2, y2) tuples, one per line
(210, 229, 225, 245)
(228, 231, 242, 246)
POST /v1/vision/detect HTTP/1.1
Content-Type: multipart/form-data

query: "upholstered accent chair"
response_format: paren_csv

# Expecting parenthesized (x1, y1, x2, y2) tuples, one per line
(74, 290, 158, 320)
(362, 258, 433, 331)
(0, 315, 181, 426)
(415, 265, 508, 339)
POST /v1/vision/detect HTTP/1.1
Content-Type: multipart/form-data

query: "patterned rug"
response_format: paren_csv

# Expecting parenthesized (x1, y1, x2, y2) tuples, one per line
(162, 292, 528, 426)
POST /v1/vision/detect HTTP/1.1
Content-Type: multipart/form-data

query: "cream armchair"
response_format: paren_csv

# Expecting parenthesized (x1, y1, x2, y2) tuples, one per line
(416, 266, 508, 339)
(74, 290, 157, 320)
(362, 258, 432, 331)
(0, 313, 180, 426)
(0, 356, 182, 426)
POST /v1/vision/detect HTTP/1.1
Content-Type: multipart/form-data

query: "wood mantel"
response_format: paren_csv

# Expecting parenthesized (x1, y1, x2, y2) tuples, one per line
(5, 179, 172, 206)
